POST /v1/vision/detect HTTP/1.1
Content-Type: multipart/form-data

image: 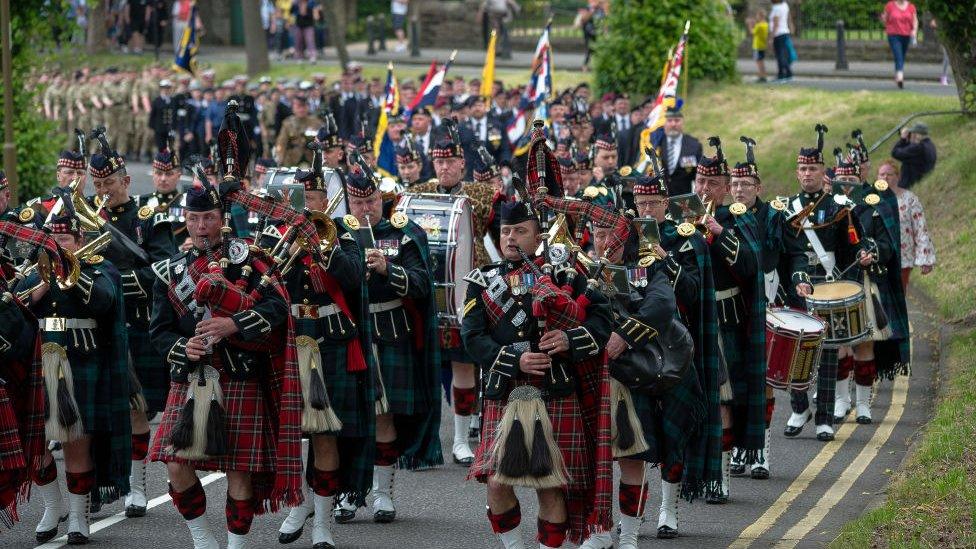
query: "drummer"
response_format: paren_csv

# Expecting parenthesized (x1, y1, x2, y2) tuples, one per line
(407, 118, 500, 465)
(783, 125, 865, 442)
(729, 136, 786, 480)
(829, 149, 907, 426)
(693, 137, 765, 504)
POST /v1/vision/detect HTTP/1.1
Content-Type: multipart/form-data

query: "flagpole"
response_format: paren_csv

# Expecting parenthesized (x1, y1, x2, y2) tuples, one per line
(681, 20, 690, 100)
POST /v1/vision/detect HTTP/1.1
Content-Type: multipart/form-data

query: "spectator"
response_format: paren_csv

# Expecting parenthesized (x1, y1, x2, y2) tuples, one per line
(391, 0, 409, 53)
(930, 18, 951, 86)
(878, 159, 935, 289)
(291, 0, 320, 63)
(146, 0, 170, 54)
(577, 0, 607, 72)
(126, 0, 149, 54)
(656, 107, 703, 197)
(481, 0, 519, 60)
(69, 0, 88, 45)
(881, 0, 918, 89)
(891, 122, 936, 189)
(261, 0, 276, 48)
(747, 9, 769, 83)
(769, 0, 793, 82)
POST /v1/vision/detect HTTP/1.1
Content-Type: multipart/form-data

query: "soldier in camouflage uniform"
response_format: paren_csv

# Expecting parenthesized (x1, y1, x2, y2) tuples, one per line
(275, 95, 318, 167)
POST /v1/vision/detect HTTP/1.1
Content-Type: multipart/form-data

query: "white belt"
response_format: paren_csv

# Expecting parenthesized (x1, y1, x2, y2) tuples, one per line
(369, 299, 404, 314)
(290, 303, 341, 319)
(40, 318, 97, 332)
(715, 287, 741, 301)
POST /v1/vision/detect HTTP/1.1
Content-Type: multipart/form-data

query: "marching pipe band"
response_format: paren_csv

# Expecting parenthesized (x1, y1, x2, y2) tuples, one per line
(0, 108, 913, 549)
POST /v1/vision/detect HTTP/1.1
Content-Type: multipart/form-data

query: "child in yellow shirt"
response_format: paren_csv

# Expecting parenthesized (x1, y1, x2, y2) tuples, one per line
(748, 10, 769, 82)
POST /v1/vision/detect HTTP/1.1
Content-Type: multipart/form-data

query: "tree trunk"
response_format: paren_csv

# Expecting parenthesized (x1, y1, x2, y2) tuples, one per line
(325, 0, 351, 69)
(86, 0, 108, 54)
(242, 0, 270, 75)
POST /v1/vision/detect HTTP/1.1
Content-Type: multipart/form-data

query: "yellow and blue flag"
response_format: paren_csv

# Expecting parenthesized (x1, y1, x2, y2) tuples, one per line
(374, 63, 401, 177)
(173, 6, 199, 75)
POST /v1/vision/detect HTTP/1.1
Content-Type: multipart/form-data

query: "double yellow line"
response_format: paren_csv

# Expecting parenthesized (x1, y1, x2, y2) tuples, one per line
(730, 375, 909, 548)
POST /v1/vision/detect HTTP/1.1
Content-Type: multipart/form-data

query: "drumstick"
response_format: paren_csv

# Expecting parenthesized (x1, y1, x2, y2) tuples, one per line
(766, 308, 788, 325)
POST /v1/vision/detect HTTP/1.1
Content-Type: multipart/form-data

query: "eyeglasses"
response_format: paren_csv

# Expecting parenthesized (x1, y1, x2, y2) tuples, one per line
(636, 199, 667, 207)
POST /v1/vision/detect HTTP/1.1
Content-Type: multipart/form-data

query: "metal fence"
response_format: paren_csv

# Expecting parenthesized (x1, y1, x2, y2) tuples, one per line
(794, 2, 921, 43)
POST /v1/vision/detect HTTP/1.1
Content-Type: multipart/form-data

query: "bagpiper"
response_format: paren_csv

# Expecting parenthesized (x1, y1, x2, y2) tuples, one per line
(463, 127, 614, 549)
(0, 227, 45, 534)
(409, 118, 500, 466)
(272, 147, 376, 545)
(87, 130, 176, 518)
(692, 137, 766, 504)
(18, 213, 130, 544)
(344, 165, 443, 523)
(783, 125, 865, 442)
(147, 159, 303, 549)
(728, 136, 786, 479)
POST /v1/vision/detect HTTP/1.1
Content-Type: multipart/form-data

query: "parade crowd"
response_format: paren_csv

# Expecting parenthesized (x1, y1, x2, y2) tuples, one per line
(0, 66, 937, 549)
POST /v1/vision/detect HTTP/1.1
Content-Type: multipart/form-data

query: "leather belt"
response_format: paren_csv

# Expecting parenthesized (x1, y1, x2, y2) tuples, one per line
(39, 318, 97, 331)
(369, 299, 404, 314)
(715, 287, 741, 301)
(290, 303, 341, 319)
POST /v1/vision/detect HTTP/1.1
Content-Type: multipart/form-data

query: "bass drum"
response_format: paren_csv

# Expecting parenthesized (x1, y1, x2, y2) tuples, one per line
(395, 193, 474, 328)
(264, 166, 348, 219)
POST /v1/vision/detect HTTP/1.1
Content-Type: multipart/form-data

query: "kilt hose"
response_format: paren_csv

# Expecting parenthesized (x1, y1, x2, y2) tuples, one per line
(129, 328, 169, 414)
(469, 385, 595, 543)
(791, 347, 839, 426)
(150, 377, 276, 474)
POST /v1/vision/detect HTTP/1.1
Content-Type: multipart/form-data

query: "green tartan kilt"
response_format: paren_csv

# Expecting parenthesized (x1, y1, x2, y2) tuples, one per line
(719, 322, 765, 450)
(375, 339, 417, 416)
(42, 332, 117, 432)
(129, 328, 169, 414)
(628, 364, 704, 470)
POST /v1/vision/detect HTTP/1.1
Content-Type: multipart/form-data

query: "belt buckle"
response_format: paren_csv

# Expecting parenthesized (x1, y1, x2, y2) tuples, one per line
(46, 317, 66, 332)
(300, 304, 319, 319)
(806, 251, 819, 266)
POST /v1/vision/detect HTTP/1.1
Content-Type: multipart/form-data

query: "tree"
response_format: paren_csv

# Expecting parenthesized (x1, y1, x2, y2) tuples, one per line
(922, 1, 976, 113)
(242, 0, 270, 75)
(593, 0, 737, 96)
(86, 0, 109, 54)
(323, 0, 355, 69)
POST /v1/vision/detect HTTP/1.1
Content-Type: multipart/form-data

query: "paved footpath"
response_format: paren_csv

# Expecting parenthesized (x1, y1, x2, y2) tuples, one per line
(4, 283, 937, 548)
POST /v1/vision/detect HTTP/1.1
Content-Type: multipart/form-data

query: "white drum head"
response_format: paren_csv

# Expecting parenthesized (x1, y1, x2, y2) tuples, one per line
(767, 308, 825, 332)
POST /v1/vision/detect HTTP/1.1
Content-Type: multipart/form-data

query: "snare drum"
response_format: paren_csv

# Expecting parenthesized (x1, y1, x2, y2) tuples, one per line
(765, 308, 826, 391)
(806, 281, 869, 348)
(395, 193, 474, 328)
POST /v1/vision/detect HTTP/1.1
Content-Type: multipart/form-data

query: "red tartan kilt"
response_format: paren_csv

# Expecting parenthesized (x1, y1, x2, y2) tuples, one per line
(149, 378, 276, 472)
(468, 383, 593, 493)
(0, 385, 26, 471)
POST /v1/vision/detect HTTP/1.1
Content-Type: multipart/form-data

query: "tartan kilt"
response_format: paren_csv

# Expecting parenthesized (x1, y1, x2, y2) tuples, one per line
(375, 339, 417, 416)
(0, 386, 26, 472)
(129, 328, 169, 414)
(719, 322, 766, 452)
(149, 377, 275, 472)
(628, 363, 705, 470)
(467, 383, 593, 494)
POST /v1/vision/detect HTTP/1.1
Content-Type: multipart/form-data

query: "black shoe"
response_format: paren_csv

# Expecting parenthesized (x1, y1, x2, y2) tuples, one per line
(816, 430, 835, 442)
(313, 543, 336, 549)
(784, 410, 812, 437)
(125, 504, 146, 518)
(705, 494, 728, 505)
(333, 507, 356, 524)
(278, 526, 304, 544)
(452, 454, 474, 465)
(750, 466, 769, 480)
(36, 526, 61, 544)
(373, 509, 396, 523)
(67, 531, 89, 545)
(730, 461, 747, 476)
(657, 525, 678, 539)
(856, 415, 872, 424)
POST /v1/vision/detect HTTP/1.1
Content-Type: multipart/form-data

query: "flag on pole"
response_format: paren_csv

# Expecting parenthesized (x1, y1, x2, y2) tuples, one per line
(404, 50, 458, 119)
(637, 21, 691, 164)
(374, 63, 401, 177)
(481, 30, 497, 102)
(506, 23, 553, 151)
(173, 6, 199, 75)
